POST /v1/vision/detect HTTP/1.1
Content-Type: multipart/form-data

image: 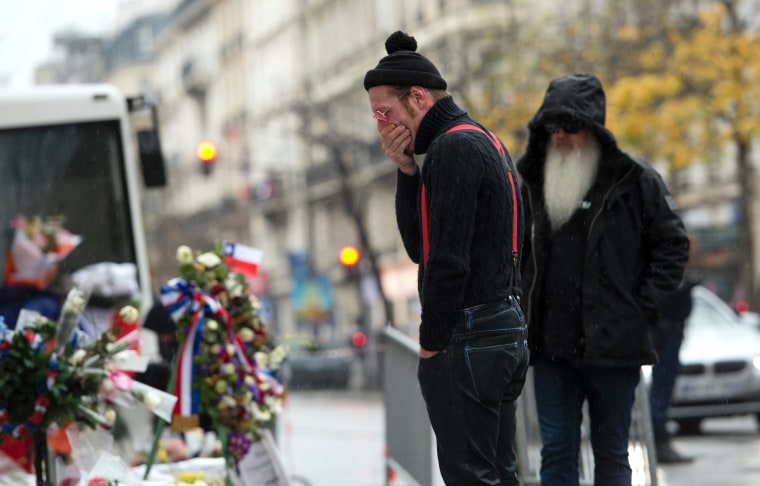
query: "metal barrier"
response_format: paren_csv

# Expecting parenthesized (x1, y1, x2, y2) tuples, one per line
(384, 325, 443, 486)
(515, 368, 658, 486)
(384, 325, 658, 486)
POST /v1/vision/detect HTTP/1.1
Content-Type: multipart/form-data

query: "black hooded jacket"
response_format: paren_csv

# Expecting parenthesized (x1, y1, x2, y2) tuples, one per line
(517, 74, 689, 366)
(395, 96, 524, 351)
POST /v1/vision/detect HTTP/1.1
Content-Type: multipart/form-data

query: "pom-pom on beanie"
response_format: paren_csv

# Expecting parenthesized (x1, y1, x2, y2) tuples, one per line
(363, 31, 447, 91)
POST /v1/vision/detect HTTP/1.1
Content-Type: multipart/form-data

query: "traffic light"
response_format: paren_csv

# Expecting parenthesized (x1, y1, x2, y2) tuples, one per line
(197, 141, 217, 175)
(338, 245, 360, 267)
(351, 331, 367, 348)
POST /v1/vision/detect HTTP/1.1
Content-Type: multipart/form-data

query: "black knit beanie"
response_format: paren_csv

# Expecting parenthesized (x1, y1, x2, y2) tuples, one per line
(363, 31, 447, 91)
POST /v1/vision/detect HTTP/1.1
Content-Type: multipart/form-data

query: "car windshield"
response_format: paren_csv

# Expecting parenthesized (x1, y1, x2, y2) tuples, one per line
(688, 289, 741, 331)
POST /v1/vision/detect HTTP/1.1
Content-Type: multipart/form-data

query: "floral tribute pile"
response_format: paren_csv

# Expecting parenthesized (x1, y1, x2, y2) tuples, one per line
(159, 243, 286, 466)
(0, 288, 173, 479)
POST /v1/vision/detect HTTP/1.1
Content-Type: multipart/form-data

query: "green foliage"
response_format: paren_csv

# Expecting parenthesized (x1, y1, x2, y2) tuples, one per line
(0, 316, 124, 441)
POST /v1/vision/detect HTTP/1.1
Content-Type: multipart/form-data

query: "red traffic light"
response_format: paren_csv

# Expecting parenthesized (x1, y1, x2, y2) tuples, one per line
(351, 331, 367, 348)
(197, 141, 217, 162)
(338, 245, 360, 267)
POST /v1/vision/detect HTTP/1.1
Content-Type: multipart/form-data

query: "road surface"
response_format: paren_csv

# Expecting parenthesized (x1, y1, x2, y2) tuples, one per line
(279, 390, 760, 486)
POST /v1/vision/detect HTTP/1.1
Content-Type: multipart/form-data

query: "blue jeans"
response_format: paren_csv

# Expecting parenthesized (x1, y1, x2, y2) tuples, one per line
(649, 332, 683, 444)
(418, 299, 530, 485)
(533, 355, 640, 486)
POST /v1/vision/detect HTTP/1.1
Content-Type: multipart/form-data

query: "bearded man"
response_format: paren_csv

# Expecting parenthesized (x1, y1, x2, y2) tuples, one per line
(517, 74, 689, 486)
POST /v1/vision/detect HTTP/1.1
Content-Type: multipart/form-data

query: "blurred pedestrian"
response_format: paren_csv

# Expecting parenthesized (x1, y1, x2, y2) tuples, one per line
(650, 276, 698, 464)
(517, 73, 689, 485)
(365, 31, 528, 484)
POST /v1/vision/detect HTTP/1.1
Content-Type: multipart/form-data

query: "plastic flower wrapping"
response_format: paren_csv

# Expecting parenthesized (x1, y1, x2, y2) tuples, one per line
(0, 288, 176, 457)
(160, 243, 286, 465)
(3, 215, 82, 290)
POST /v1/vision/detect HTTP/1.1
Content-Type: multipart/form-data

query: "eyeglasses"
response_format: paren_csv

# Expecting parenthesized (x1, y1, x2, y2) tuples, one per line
(372, 91, 410, 122)
(545, 121, 584, 135)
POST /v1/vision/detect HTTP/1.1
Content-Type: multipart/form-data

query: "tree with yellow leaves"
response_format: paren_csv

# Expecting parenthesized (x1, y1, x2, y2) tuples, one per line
(461, 1, 759, 302)
(607, 1, 760, 305)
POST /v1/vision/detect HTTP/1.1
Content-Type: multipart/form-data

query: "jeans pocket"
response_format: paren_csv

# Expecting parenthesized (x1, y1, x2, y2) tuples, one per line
(466, 342, 518, 406)
(418, 351, 447, 404)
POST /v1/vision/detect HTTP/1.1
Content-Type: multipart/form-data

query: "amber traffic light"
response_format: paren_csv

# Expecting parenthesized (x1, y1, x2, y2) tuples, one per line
(338, 245, 360, 267)
(197, 141, 217, 175)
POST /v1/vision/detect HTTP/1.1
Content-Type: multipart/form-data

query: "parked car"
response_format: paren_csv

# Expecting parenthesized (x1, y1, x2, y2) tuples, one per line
(280, 334, 356, 390)
(665, 286, 760, 434)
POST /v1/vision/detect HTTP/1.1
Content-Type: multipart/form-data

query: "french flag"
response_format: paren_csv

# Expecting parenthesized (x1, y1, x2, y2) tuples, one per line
(222, 241, 263, 276)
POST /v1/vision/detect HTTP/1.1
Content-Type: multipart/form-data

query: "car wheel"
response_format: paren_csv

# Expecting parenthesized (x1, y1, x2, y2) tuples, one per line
(675, 418, 702, 435)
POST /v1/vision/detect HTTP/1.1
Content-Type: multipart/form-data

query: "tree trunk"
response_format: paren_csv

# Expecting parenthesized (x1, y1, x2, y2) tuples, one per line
(332, 146, 395, 329)
(735, 136, 756, 308)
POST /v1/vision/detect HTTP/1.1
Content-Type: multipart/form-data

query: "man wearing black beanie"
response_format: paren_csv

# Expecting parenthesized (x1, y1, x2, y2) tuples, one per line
(365, 31, 529, 485)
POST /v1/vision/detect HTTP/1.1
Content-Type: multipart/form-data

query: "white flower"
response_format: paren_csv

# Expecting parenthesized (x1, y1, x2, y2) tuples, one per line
(254, 352, 269, 369)
(210, 344, 222, 355)
(218, 396, 237, 409)
(206, 319, 219, 331)
(104, 409, 117, 425)
(238, 328, 255, 343)
(119, 305, 139, 324)
(197, 252, 221, 268)
(265, 395, 283, 415)
(225, 274, 244, 297)
(269, 345, 288, 370)
(225, 344, 235, 357)
(63, 292, 86, 313)
(70, 349, 87, 366)
(176, 245, 194, 265)
(143, 392, 161, 411)
(250, 402, 271, 422)
(99, 379, 115, 398)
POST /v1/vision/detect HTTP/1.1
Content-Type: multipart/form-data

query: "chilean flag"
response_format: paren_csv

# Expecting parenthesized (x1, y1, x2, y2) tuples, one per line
(222, 242, 263, 276)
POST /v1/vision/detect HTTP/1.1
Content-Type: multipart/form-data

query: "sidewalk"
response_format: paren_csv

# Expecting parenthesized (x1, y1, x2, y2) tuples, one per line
(656, 417, 760, 486)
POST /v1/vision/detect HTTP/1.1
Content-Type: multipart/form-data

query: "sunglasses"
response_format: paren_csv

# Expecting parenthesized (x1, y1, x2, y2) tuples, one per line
(545, 121, 584, 135)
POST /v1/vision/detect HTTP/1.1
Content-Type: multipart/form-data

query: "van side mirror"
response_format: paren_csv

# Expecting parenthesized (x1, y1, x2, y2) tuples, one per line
(137, 128, 167, 187)
(128, 95, 167, 188)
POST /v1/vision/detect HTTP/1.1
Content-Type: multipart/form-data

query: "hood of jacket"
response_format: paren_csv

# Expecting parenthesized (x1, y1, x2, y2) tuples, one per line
(517, 74, 625, 186)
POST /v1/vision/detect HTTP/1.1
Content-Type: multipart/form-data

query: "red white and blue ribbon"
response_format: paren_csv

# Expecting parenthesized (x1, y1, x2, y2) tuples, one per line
(161, 279, 207, 420)
(160, 278, 254, 423)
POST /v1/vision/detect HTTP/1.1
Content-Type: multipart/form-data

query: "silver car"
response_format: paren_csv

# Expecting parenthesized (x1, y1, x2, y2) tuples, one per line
(666, 285, 760, 434)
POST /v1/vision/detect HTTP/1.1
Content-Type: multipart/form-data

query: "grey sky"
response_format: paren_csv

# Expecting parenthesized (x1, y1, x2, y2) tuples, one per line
(0, 0, 118, 88)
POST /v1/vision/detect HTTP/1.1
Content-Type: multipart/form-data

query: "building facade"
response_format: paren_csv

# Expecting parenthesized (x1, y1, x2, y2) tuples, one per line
(42, 0, 760, 339)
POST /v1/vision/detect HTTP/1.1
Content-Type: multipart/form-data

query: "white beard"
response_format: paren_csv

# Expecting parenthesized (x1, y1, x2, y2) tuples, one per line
(543, 137, 601, 232)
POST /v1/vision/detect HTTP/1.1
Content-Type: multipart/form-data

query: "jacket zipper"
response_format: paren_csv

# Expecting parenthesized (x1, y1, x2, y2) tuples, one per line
(586, 166, 636, 244)
(525, 190, 538, 326)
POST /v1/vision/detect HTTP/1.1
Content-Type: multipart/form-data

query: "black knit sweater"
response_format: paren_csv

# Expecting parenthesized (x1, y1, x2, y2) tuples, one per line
(395, 96, 524, 350)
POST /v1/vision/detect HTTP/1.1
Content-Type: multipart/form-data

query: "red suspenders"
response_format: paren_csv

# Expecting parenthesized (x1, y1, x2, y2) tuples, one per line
(419, 124, 520, 292)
